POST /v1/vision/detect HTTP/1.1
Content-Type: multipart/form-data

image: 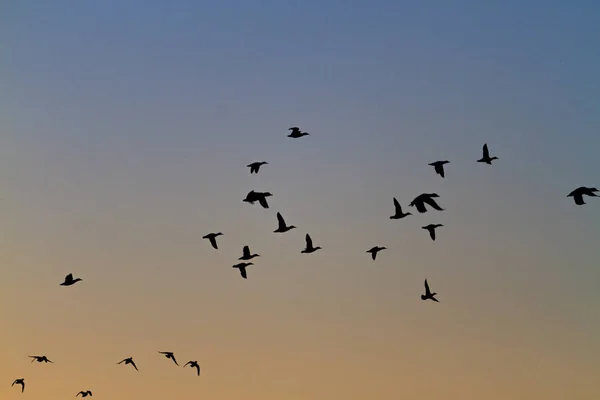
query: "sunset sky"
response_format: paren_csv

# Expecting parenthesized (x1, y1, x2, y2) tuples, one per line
(2, 1, 599, 399)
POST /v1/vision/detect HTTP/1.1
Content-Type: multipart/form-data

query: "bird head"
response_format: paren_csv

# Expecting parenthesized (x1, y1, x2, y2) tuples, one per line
(289, 225, 297, 230)
(420, 295, 427, 300)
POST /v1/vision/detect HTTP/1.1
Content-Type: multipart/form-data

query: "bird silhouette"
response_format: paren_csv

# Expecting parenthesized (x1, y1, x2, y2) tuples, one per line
(239, 245, 260, 260)
(409, 193, 444, 213)
(421, 279, 439, 302)
(274, 212, 296, 233)
(29, 355, 53, 364)
(202, 232, 223, 250)
(117, 357, 138, 371)
(390, 197, 412, 219)
(76, 390, 93, 397)
(477, 143, 498, 165)
(422, 224, 443, 241)
(242, 190, 273, 209)
(60, 273, 82, 286)
(233, 262, 253, 279)
(366, 246, 386, 260)
(158, 351, 179, 366)
(287, 127, 309, 138)
(184, 360, 201, 376)
(12, 378, 25, 393)
(301, 234, 322, 253)
(429, 160, 450, 178)
(247, 161, 268, 174)
(567, 186, 598, 205)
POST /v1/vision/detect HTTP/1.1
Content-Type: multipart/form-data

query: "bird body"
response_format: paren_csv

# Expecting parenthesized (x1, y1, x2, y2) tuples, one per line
(233, 263, 253, 279)
(239, 245, 260, 260)
(301, 234, 321, 253)
(421, 279, 439, 302)
(409, 193, 444, 213)
(287, 127, 309, 138)
(422, 224, 443, 241)
(60, 273, 82, 286)
(242, 190, 273, 209)
(366, 246, 386, 260)
(567, 186, 598, 205)
(158, 351, 179, 366)
(184, 360, 201, 376)
(202, 232, 223, 250)
(77, 390, 93, 397)
(477, 143, 498, 164)
(29, 355, 53, 363)
(390, 197, 412, 219)
(247, 161, 268, 174)
(117, 357, 138, 371)
(274, 212, 296, 233)
(12, 378, 25, 393)
(429, 160, 450, 178)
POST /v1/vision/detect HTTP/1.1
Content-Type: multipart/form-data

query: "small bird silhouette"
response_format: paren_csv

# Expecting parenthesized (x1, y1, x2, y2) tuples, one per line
(202, 232, 223, 250)
(29, 355, 53, 364)
(477, 143, 498, 165)
(247, 161, 268, 174)
(567, 186, 598, 205)
(12, 378, 25, 393)
(390, 197, 412, 219)
(421, 279, 439, 302)
(117, 357, 138, 371)
(60, 273, 82, 286)
(287, 127, 309, 138)
(409, 193, 444, 213)
(429, 160, 450, 178)
(184, 360, 201, 376)
(366, 246, 386, 260)
(233, 262, 253, 279)
(158, 351, 179, 366)
(239, 245, 260, 260)
(76, 390, 93, 397)
(274, 212, 296, 233)
(242, 190, 273, 209)
(422, 224, 443, 241)
(301, 234, 322, 254)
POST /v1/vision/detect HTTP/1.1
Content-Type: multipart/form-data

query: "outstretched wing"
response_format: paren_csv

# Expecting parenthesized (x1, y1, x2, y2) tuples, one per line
(424, 279, 431, 296)
(415, 201, 427, 213)
(66, 273, 73, 280)
(482, 143, 490, 158)
(258, 196, 269, 209)
(276, 212, 286, 229)
(209, 236, 218, 249)
(422, 196, 444, 211)
(435, 164, 445, 178)
(195, 364, 200, 376)
(305, 234, 313, 248)
(240, 267, 248, 279)
(242, 246, 250, 257)
(429, 228, 436, 241)
(393, 197, 401, 213)
(371, 251, 377, 260)
(131, 360, 138, 371)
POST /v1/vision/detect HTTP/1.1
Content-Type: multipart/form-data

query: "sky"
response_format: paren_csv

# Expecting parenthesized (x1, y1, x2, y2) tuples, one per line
(1, 0, 599, 398)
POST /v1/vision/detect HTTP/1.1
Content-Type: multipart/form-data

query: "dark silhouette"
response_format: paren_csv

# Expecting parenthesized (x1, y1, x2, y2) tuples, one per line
(390, 197, 412, 219)
(429, 160, 450, 178)
(12, 378, 25, 393)
(366, 246, 386, 260)
(274, 212, 296, 233)
(239, 245, 260, 260)
(29, 355, 53, 364)
(422, 224, 443, 241)
(233, 262, 253, 279)
(477, 143, 498, 165)
(301, 234, 321, 254)
(287, 127, 309, 138)
(242, 190, 273, 209)
(409, 193, 444, 213)
(158, 351, 179, 366)
(76, 390, 93, 397)
(184, 360, 201, 376)
(60, 273, 82, 286)
(567, 186, 598, 205)
(202, 232, 223, 250)
(117, 357, 138, 371)
(247, 161, 268, 174)
(421, 279, 439, 302)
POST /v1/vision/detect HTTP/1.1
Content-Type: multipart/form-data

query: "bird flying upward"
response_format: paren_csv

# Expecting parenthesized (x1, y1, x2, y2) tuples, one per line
(239, 245, 260, 260)
(202, 232, 223, 250)
(158, 351, 179, 366)
(421, 279, 439, 302)
(390, 197, 412, 219)
(60, 273, 82, 286)
(477, 143, 498, 165)
(301, 234, 322, 253)
(274, 212, 296, 233)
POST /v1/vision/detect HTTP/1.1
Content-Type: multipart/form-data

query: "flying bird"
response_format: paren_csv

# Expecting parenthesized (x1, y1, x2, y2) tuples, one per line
(421, 279, 439, 302)
(288, 127, 309, 138)
(477, 143, 498, 165)
(76, 390, 93, 397)
(12, 378, 25, 393)
(242, 190, 273, 209)
(567, 186, 598, 205)
(390, 197, 412, 219)
(429, 160, 450, 178)
(301, 234, 322, 254)
(158, 351, 179, 366)
(239, 245, 260, 260)
(366, 246, 386, 260)
(409, 193, 444, 213)
(274, 212, 296, 233)
(202, 232, 223, 250)
(247, 161, 268, 174)
(117, 357, 138, 371)
(422, 224, 443, 241)
(29, 355, 53, 364)
(184, 360, 201, 376)
(60, 273, 82, 286)
(233, 262, 253, 279)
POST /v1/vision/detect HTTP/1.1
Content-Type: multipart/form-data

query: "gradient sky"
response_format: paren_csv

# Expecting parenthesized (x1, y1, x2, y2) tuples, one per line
(2, 1, 600, 399)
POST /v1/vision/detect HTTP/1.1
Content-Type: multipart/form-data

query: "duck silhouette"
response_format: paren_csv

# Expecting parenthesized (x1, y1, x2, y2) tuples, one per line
(274, 212, 296, 233)
(202, 232, 223, 250)
(247, 161, 268, 174)
(567, 186, 598, 205)
(429, 160, 450, 178)
(366, 246, 386, 260)
(184, 360, 200, 376)
(233, 262, 253, 279)
(409, 193, 444, 213)
(390, 197, 412, 219)
(60, 273, 82, 286)
(287, 127, 309, 138)
(239, 245, 260, 260)
(242, 190, 273, 209)
(76, 390, 92, 397)
(422, 224, 443, 241)
(158, 351, 179, 366)
(29, 355, 53, 364)
(421, 279, 439, 302)
(117, 357, 138, 371)
(477, 143, 498, 165)
(12, 378, 25, 393)
(301, 234, 321, 254)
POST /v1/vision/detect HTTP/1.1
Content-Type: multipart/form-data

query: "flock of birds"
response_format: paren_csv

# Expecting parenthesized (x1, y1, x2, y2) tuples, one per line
(10, 126, 598, 396)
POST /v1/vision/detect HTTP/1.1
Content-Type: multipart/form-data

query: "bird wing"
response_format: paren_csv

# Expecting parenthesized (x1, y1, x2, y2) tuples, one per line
(77, 392, 83, 397)
(574, 193, 585, 205)
(258, 196, 269, 209)
(131, 360, 138, 370)
(305, 234, 313, 248)
(240, 267, 247, 279)
(209, 236, 218, 249)
(195, 364, 200, 376)
(171, 354, 179, 366)
(424, 279, 431, 295)
(242, 246, 250, 257)
(371, 251, 377, 260)
(393, 197, 401, 213)
(184, 361, 192, 367)
(415, 201, 427, 213)
(422, 196, 444, 211)
(66, 273, 73, 280)
(429, 228, 436, 241)
(482, 143, 490, 158)
(435, 164, 445, 177)
(117, 359, 126, 364)
(276, 213, 286, 229)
